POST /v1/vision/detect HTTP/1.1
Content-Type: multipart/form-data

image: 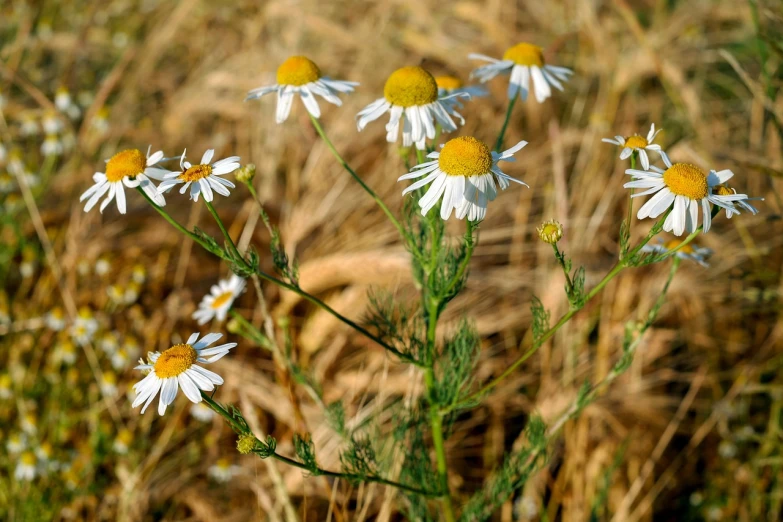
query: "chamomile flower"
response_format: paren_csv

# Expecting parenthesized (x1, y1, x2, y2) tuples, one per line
(641, 238, 713, 267)
(156, 149, 239, 203)
(713, 185, 763, 218)
(624, 156, 754, 236)
(399, 136, 528, 220)
(7, 432, 26, 454)
(41, 135, 63, 156)
(111, 348, 130, 371)
(19, 113, 39, 137)
(107, 284, 125, 304)
(190, 402, 216, 423)
(124, 282, 141, 305)
(100, 371, 118, 397)
(42, 111, 64, 135)
(192, 274, 246, 325)
(602, 123, 668, 170)
(435, 76, 488, 109)
(132, 332, 237, 416)
(15, 452, 37, 481)
(35, 442, 54, 464)
(246, 56, 358, 123)
(53, 339, 77, 365)
(131, 264, 147, 284)
(95, 256, 111, 276)
(469, 43, 573, 102)
(80, 148, 167, 214)
(356, 66, 467, 150)
(55, 87, 72, 112)
(70, 307, 98, 346)
(21, 413, 37, 435)
(208, 458, 241, 483)
(113, 429, 133, 455)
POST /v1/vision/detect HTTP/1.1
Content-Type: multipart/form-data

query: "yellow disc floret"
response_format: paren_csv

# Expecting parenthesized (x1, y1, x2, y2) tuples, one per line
(663, 239, 695, 255)
(503, 43, 544, 67)
(384, 66, 438, 107)
(153, 343, 197, 378)
(276, 56, 321, 86)
(624, 135, 648, 149)
(435, 76, 463, 91)
(211, 292, 234, 309)
(713, 185, 734, 196)
(21, 451, 36, 466)
(105, 149, 146, 182)
(178, 164, 213, 182)
(537, 220, 564, 244)
(662, 163, 708, 200)
(438, 137, 493, 177)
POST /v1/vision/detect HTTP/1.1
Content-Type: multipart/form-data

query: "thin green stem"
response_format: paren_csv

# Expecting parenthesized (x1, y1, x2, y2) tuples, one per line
(309, 114, 407, 240)
(200, 392, 434, 497)
(626, 153, 637, 238)
(440, 220, 476, 298)
(552, 243, 575, 299)
(494, 95, 518, 152)
(204, 199, 244, 262)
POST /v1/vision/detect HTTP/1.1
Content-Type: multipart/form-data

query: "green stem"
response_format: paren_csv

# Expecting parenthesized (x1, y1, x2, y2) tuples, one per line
(494, 95, 518, 152)
(552, 243, 575, 299)
(204, 198, 244, 263)
(200, 392, 434, 497)
(440, 220, 476, 298)
(228, 309, 273, 350)
(141, 189, 412, 363)
(626, 152, 637, 239)
(309, 114, 407, 240)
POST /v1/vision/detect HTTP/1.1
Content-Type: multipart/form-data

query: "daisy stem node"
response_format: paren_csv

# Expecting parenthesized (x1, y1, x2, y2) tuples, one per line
(495, 95, 518, 152)
(308, 114, 408, 242)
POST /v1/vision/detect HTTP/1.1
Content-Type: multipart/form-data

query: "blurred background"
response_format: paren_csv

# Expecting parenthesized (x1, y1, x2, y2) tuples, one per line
(1, 0, 782, 520)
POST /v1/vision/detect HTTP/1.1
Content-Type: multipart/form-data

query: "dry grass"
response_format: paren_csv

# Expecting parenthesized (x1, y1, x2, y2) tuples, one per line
(1, 0, 782, 520)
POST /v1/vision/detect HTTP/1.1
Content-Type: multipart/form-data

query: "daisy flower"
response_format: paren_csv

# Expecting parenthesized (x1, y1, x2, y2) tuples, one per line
(7, 433, 26, 454)
(15, 452, 37, 481)
(132, 332, 237, 416)
(713, 185, 763, 218)
(246, 56, 358, 123)
(190, 402, 216, 422)
(192, 274, 246, 325)
(100, 371, 118, 397)
(356, 66, 467, 150)
(469, 43, 573, 102)
(208, 458, 241, 483)
(435, 75, 488, 109)
(113, 429, 133, 455)
(624, 156, 754, 236)
(156, 149, 239, 203)
(602, 123, 668, 170)
(44, 307, 67, 331)
(53, 339, 77, 365)
(641, 238, 713, 267)
(21, 413, 37, 435)
(70, 306, 98, 346)
(111, 348, 130, 371)
(41, 135, 63, 157)
(80, 148, 167, 214)
(398, 136, 528, 220)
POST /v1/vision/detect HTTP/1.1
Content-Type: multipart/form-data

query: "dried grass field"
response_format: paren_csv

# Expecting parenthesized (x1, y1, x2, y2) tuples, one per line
(1, 0, 782, 521)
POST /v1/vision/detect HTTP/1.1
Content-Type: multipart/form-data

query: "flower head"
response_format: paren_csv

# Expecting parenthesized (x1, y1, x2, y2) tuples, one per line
(193, 274, 246, 325)
(469, 43, 572, 102)
(537, 220, 563, 244)
(435, 75, 488, 110)
(132, 332, 237, 415)
(398, 136, 528, 220)
(246, 56, 358, 123)
(624, 156, 759, 236)
(157, 149, 239, 202)
(80, 147, 167, 214)
(15, 451, 37, 481)
(357, 66, 467, 150)
(713, 184, 763, 219)
(602, 123, 668, 170)
(208, 458, 241, 483)
(641, 238, 712, 267)
(45, 306, 67, 331)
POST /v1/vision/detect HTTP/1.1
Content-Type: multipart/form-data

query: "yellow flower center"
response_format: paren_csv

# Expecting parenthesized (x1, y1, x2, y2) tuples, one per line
(153, 344, 197, 378)
(105, 149, 147, 183)
(664, 239, 695, 255)
(276, 56, 321, 86)
(662, 163, 708, 200)
(624, 135, 648, 149)
(503, 43, 544, 67)
(384, 66, 438, 107)
(438, 137, 493, 177)
(211, 291, 234, 309)
(178, 164, 213, 182)
(435, 76, 463, 91)
(21, 451, 36, 466)
(713, 184, 733, 196)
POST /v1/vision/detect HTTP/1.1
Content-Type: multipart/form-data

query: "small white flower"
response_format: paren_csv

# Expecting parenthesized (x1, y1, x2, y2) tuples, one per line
(602, 123, 668, 170)
(15, 451, 37, 481)
(640, 238, 713, 267)
(193, 274, 246, 325)
(53, 340, 77, 365)
(42, 111, 64, 135)
(132, 264, 147, 284)
(246, 55, 358, 123)
(124, 282, 141, 304)
(113, 429, 133, 455)
(100, 371, 118, 397)
(132, 332, 237, 416)
(435, 75, 488, 111)
(111, 348, 130, 371)
(21, 413, 37, 435)
(95, 257, 111, 276)
(208, 458, 241, 483)
(7, 433, 26, 454)
(70, 307, 98, 346)
(469, 42, 572, 102)
(157, 149, 239, 203)
(624, 156, 758, 236)
(55, 87, 72, 112)
(357, 66, 468, 151)
(399, 136, 527, 221)
(190, 402, 216, 423)
(41, 135, 63, 157)
(19, 113, 39, 137)
(80, 148, 167, 214)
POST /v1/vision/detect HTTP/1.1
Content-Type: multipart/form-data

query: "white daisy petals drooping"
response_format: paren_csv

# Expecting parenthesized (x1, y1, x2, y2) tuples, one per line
(435, 76, 488, 111)
(132, 332, 237, 416)
(192, 274, 246, 325)
(624, 156, 758, 236)
(357, 66, 468, 151)
(246, 56, 358, 123)
(602, 123, 668, 170)
(398, 136, 528, 221)
(157, 149, 239, 203)
(80, 148, 167, 214)
(469, 43, 572, 103)
(641, 238, 713, 267)
(712, 185, 764, 219)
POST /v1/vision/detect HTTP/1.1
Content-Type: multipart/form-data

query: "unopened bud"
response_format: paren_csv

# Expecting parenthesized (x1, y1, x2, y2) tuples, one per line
(537, 220, 563, 244)
(236, 432, 257, 455)
(235, 164, 256, 183)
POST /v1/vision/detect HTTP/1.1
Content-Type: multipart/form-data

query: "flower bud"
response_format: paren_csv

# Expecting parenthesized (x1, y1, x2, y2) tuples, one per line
(235, 164, 256, 183)
(537, 220, 563, 244)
